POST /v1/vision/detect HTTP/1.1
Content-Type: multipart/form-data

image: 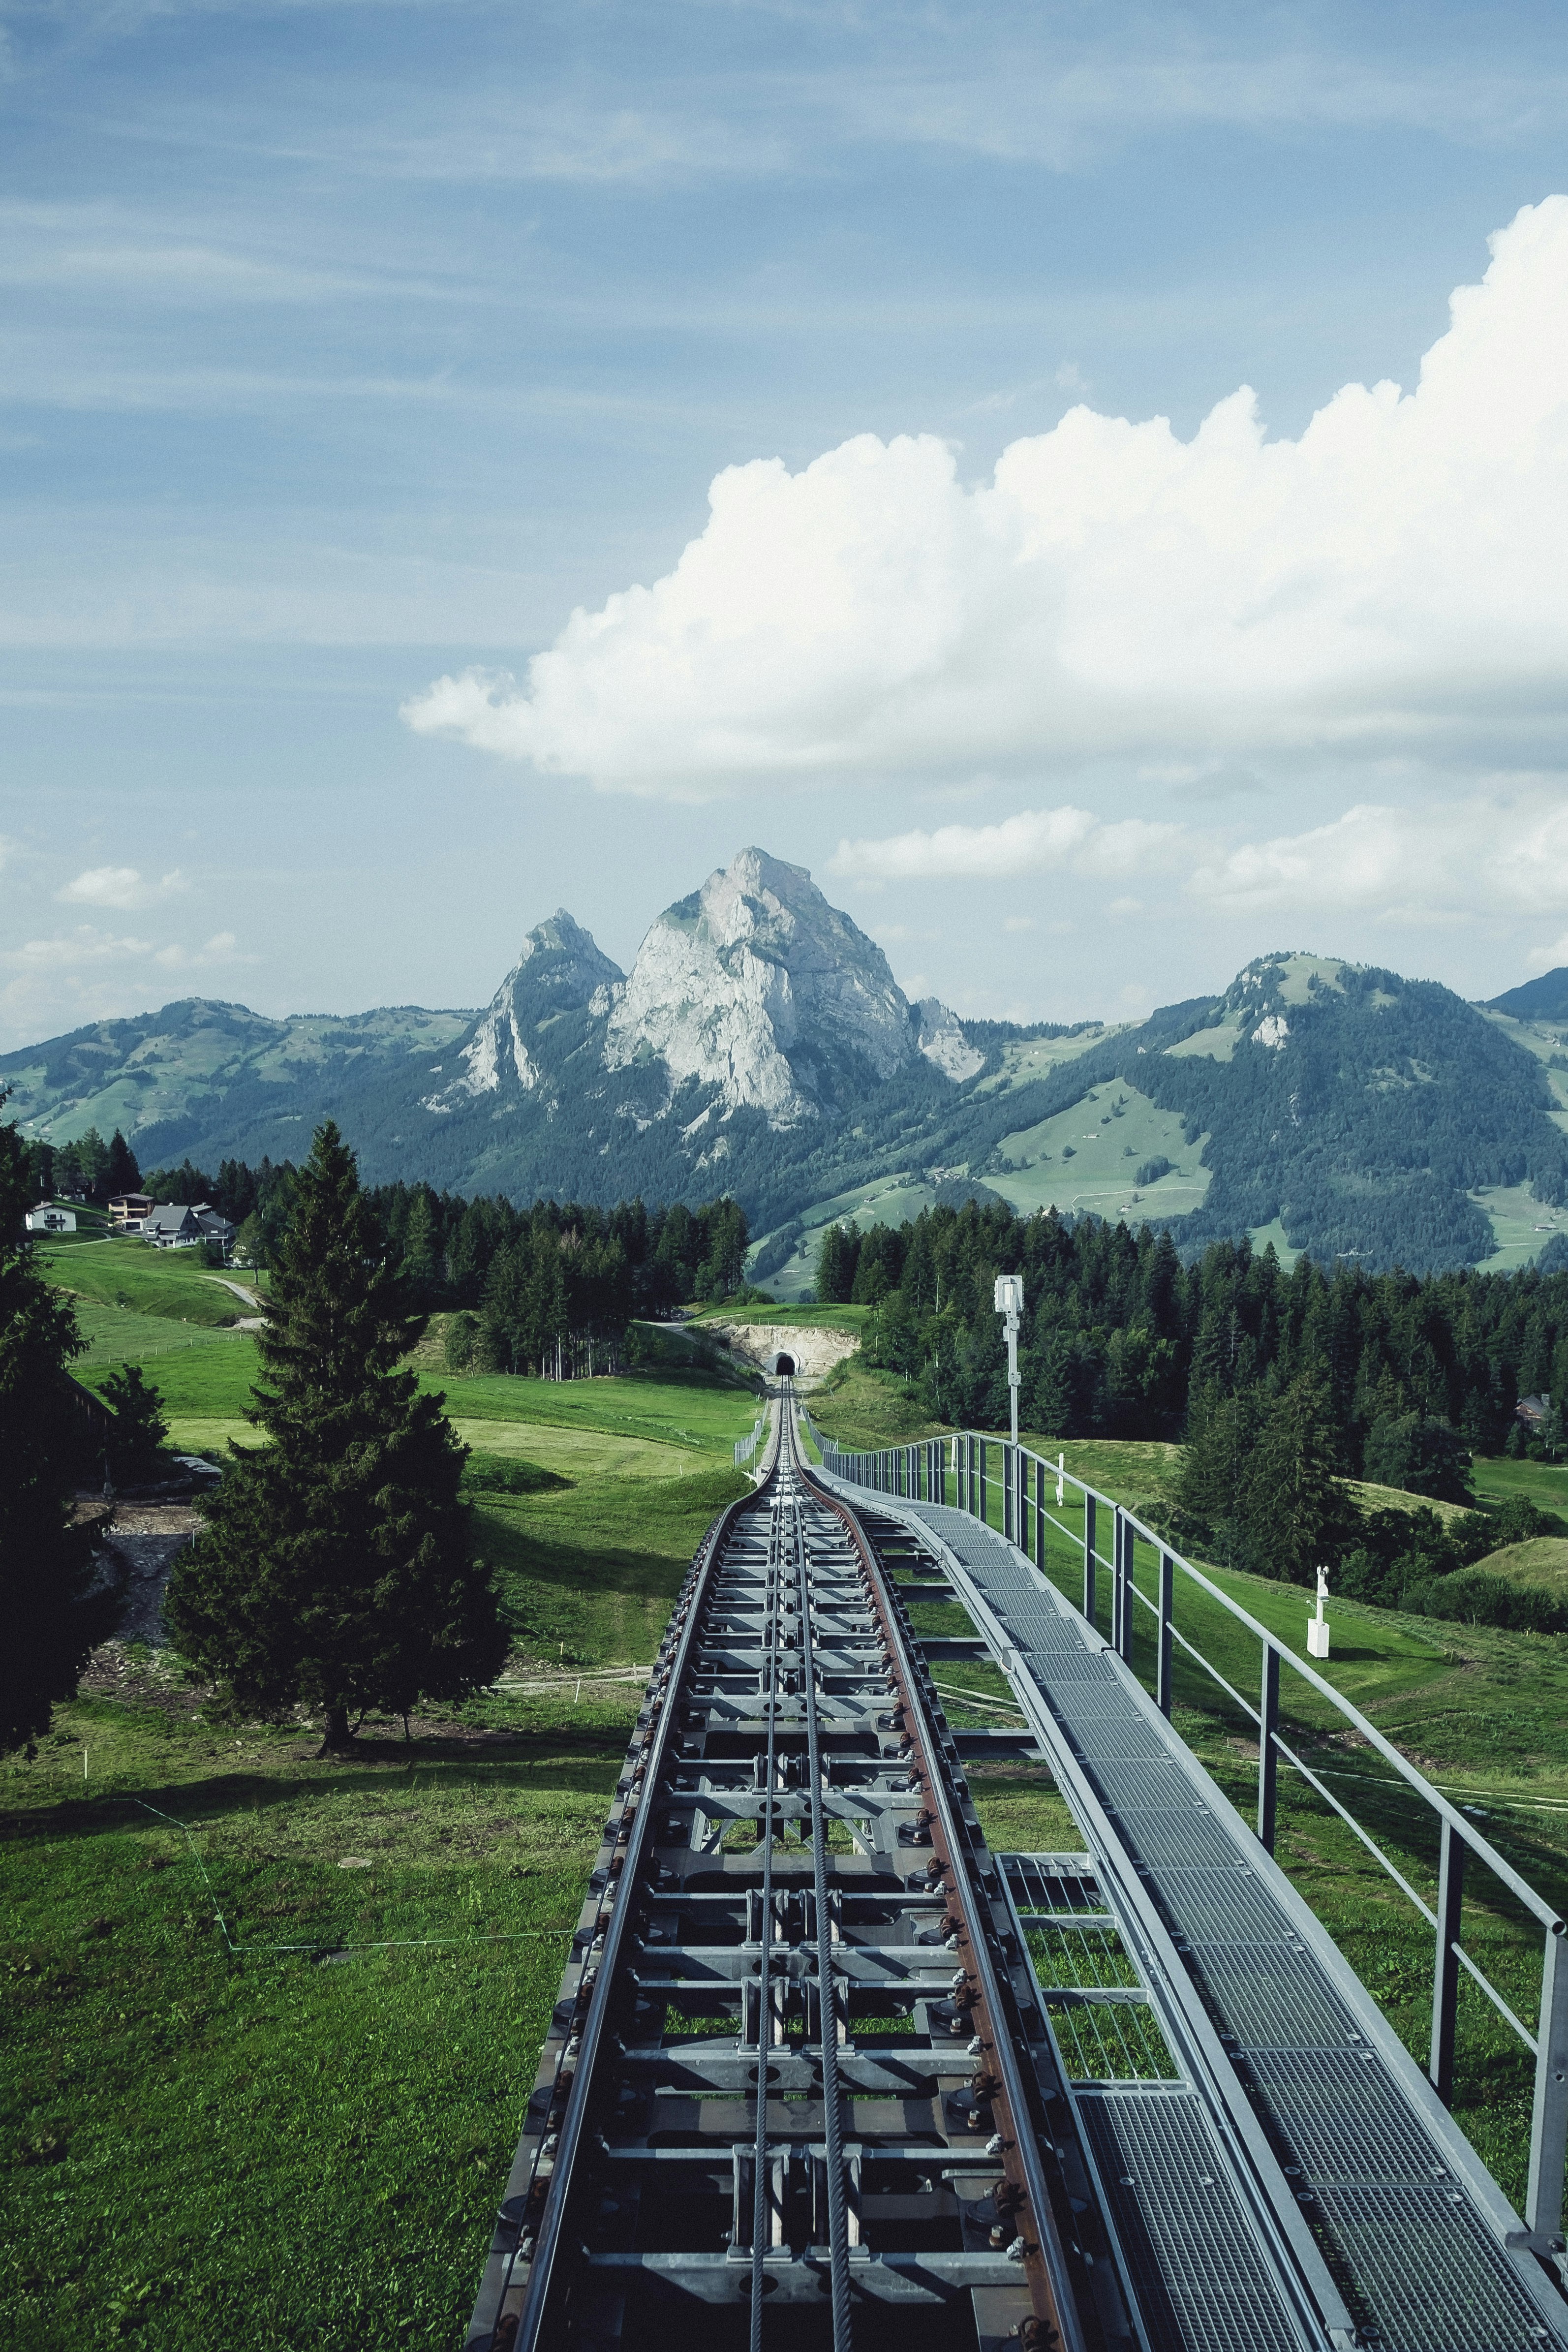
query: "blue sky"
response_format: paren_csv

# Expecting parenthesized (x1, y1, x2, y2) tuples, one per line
(6, 0, 1568, 1046)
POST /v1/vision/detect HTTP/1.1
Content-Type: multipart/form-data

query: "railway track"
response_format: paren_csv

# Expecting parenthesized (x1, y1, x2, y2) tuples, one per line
(468, 1388, 1130, 2352)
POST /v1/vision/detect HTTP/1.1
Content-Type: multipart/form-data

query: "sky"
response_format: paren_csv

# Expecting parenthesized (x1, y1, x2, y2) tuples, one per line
(6, 0, 1568, 1048)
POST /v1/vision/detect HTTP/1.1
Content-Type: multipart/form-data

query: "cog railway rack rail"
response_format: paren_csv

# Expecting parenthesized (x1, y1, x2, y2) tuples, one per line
(467, 1391, 1568, 2352)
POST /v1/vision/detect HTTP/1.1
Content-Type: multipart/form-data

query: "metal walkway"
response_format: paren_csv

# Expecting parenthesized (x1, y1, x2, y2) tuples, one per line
(811, 1465, 1568, 2352)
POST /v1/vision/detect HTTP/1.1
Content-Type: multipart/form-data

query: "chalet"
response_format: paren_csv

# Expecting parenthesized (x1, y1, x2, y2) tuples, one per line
(108, 1192, 154, 1232)
(25, 1202, 76, 1233)
(145, 1202, 236, 1256)
(1517, 1393, 1553, 1431)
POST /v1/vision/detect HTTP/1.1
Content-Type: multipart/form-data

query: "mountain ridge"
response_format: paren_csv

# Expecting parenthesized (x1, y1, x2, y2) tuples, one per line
(6, 859, 1568, 1277)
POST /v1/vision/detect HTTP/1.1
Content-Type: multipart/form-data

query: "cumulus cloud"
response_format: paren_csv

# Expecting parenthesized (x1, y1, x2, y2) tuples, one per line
(831, 805, 1183, 882)
(0, 925, 247, 1049)
(6, 926, 155, 968)
(57, 865, 185, 909)
(0, 925, 240, 978)
(833, 790, 1568, 934)
(406, 199, 1568, 798)
(154, 931, 239, 970)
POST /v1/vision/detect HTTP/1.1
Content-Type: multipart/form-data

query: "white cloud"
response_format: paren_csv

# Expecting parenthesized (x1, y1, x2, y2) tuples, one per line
(1, 924, 239, 976)
(406, 199, 1568, 798)
(831, 806, 1182, 883)
(154, 931, 239, 970)
(57, 865, 185, 909)
(830, 789, 1568, 936)
(0, 925, 248, 1050)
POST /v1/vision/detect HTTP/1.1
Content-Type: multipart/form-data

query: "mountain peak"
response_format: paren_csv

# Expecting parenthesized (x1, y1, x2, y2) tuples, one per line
(606, 846, 919, 1120)
(423, 911, 622, 1114)
(517, 907, 614, 969)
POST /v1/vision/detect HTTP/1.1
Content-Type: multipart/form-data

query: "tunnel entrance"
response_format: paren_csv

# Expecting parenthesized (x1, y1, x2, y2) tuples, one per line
(773, 1352, 796, 1377)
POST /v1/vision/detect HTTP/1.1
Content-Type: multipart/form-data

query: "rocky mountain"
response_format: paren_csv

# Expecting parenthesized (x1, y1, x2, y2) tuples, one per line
(7, 854, 1568, 1277)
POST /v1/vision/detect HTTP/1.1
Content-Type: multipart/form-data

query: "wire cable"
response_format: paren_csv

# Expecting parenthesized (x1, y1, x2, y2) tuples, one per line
(790, 1424, 855, 2351)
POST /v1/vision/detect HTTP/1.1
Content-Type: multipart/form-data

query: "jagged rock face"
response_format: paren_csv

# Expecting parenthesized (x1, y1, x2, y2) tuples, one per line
(915, 997, 985, 1083)
(424, 910, 623, 1114)
(605, 846, 925, 1122)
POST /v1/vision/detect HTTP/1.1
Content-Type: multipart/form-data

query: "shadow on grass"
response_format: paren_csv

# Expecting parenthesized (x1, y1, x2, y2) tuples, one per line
(1, 1737, 631, 1846)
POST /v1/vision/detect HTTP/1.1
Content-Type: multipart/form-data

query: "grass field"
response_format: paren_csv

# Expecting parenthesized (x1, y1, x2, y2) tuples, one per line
(806, 1366, 1568, 2206)
(15, 1259, 1568, 2341)
(987, 1077, 1212, 1223)
(37, 1237, 259, 1329)
(691, 1301, 870, 1333)
(4, 1258, 766, 2348)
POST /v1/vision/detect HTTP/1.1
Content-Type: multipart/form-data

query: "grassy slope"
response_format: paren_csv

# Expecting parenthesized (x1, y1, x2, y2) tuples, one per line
(5, 1262, 762, 2349)
(15, 1261, 1568, 2332)
(38, 1237, 257, 1329)
(3, 1700, 625, 2350)
(690, 1301, 871, 1333)
(808, 1361, 1568, 2203)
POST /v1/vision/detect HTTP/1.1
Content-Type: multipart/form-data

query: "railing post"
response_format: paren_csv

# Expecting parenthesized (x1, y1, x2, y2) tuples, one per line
(1122, 1516, 1138, 1667)
(1083, 1494, 1096, 1629)
(1003, 1444, 1014, 1542)
(1110, 1508, 1125, 1655)
(1430, 1820, 1466, 2106)
(1034, 1455, 1047, 1575)
(1258, 1645, 1280, 1852)
(1157, 1551, 1174, 1716)
(1527, 1920, 1568, 2250)
(978, 1438, 988, 1527)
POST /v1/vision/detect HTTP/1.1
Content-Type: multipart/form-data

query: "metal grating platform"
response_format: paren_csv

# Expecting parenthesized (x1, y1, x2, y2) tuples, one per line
(815, 1472, 1568, 2352)
(1079, 2089, 1306, 2352)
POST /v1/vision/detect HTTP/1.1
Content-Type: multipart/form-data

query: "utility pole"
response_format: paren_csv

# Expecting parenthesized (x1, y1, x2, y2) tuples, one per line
(994, 1273, 1023, 1448)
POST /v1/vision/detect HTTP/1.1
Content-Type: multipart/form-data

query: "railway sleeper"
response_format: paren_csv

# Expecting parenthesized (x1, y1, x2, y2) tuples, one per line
(467, 1397, 1130, 2352)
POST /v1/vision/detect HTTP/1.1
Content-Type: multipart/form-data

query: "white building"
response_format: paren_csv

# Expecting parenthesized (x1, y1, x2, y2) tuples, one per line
(25, 1203, 77, 1233)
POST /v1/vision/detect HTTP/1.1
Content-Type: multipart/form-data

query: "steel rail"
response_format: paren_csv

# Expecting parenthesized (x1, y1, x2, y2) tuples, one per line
(748, 1484, 782, 2349)
(504, 1480, 759, 2350)
(789, 1450, 856, 2346)
(795, 1436, 1092, 2352)
(475, 1392, 1118, 2352)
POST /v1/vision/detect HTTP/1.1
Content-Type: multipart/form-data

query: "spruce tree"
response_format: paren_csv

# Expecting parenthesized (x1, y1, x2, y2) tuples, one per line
(103, 1127, 141, 1197)
(100, 1363, 169, 1484)
(1239, 1371, 1361, 1585)
(164, 1121, 506, 1752)
(0, 1104, 121, 1753)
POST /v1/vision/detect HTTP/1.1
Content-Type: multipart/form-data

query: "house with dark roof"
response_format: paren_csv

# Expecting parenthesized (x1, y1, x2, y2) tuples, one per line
(145, 1203, 235, 1256)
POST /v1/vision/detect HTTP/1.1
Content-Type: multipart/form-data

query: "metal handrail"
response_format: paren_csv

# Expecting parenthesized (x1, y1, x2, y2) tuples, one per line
(799, 1406, 1568, 2252)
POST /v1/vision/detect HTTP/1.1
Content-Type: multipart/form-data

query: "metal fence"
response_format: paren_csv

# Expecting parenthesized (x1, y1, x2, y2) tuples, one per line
(733, 1415, 766, 1467)
(802, 1409, 1568, 2251)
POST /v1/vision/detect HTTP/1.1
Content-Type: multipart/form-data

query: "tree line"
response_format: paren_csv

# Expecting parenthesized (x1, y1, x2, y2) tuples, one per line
(817, 1197, 1568, 1614)
(44, 1131, 754, 1382)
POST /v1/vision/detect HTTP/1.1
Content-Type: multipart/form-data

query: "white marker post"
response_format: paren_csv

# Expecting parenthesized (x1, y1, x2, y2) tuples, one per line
(994, 1274, 1024, 1448)
(1308, 1563, 1331, 1659)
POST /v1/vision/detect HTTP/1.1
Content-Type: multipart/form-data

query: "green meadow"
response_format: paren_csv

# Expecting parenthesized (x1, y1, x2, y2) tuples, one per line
(3, 1244, 765, 2350)
(808, 1366, 1568, 2207)
(10, 1240, 1568, 2342)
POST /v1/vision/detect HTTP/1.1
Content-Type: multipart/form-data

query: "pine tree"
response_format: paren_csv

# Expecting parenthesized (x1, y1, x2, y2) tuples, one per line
(0, 1105, 121, 1753)
(1239, 1370, 1361, 1585)
(100, 1363, 169, 1484)
(103, 1128, 141, 1197)
(163, 1121, 506, 1753)
(400, 1186, 440, 1291)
